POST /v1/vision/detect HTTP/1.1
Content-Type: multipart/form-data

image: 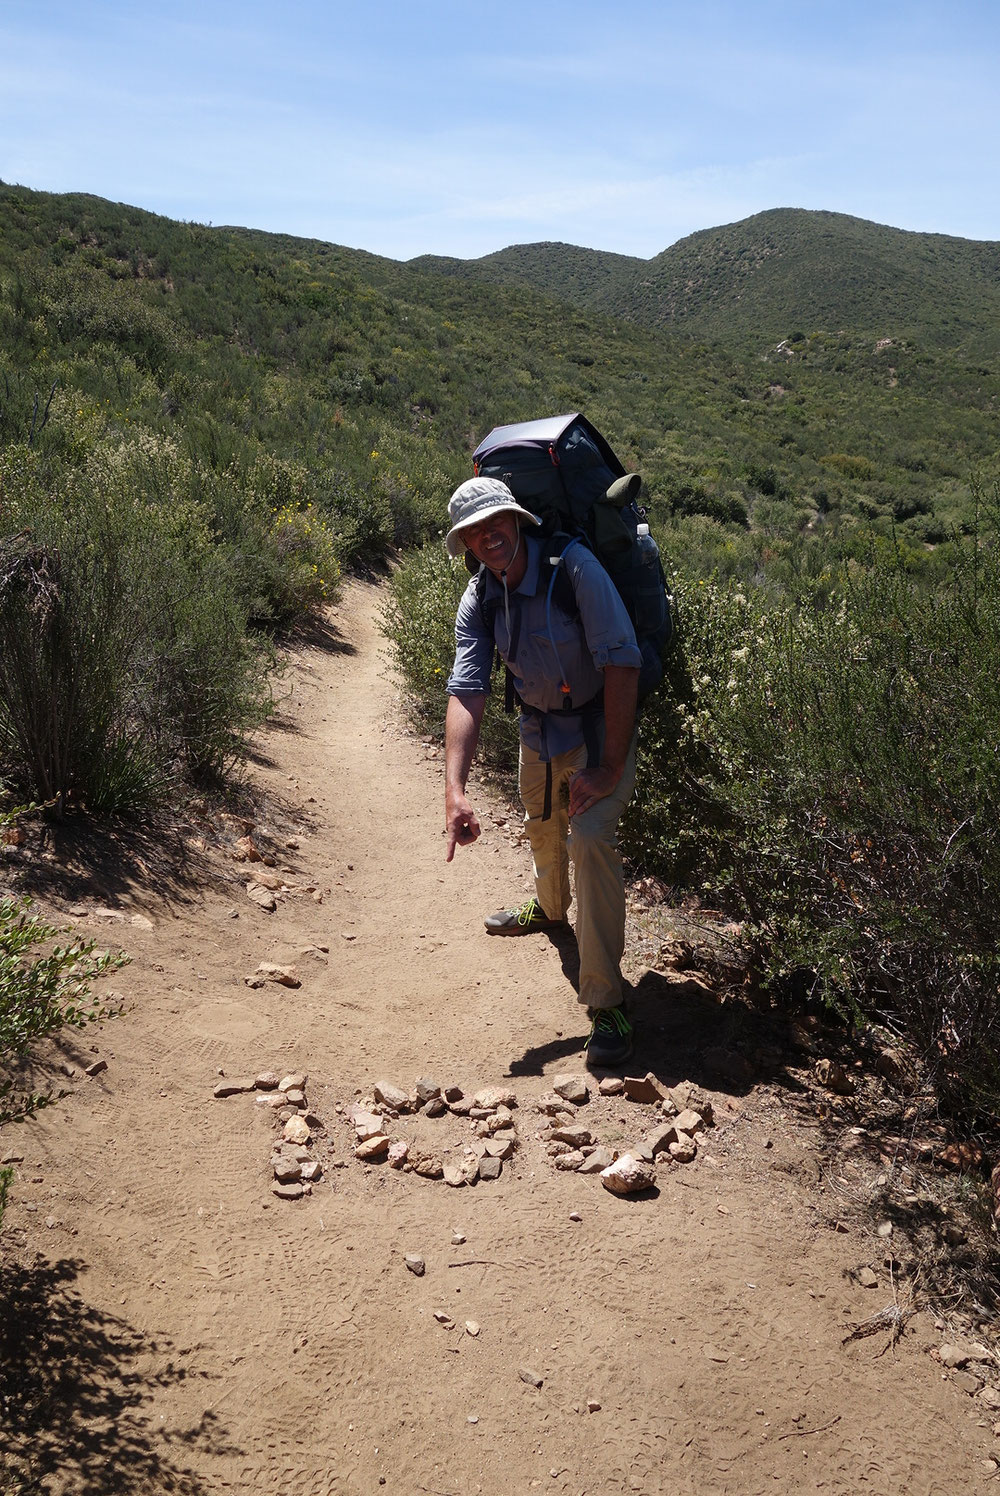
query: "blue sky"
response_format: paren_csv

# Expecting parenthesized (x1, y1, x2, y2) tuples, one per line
(2, 0, 998, 260)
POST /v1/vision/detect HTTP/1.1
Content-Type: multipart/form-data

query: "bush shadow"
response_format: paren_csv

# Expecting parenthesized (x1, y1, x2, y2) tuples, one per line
(0, 1253, 235, 1494)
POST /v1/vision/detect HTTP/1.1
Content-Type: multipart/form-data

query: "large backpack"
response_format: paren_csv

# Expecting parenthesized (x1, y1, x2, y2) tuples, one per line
(471, 412, 673, 698)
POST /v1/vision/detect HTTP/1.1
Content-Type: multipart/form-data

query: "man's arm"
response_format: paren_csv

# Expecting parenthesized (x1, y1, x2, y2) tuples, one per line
(567, 663, 639, 817)
(445, 691, 488, 860)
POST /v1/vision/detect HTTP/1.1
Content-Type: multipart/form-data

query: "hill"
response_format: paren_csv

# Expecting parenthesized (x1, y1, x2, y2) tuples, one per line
(412, 209, 1000, 354)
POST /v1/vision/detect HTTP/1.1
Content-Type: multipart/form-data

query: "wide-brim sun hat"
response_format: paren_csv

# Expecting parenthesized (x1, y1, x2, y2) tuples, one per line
(445, 477, 541, 558)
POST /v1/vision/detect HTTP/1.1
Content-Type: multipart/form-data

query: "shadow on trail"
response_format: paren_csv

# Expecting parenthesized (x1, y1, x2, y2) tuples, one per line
(0, 1254, 235, 1494)
(16, 812, 208, 913)
(287, 609, 358, 656)
(505, 956, 811, 1099)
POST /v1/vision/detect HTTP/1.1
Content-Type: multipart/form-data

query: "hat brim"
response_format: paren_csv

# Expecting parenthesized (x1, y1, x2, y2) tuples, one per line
(445, 501, 542, 558)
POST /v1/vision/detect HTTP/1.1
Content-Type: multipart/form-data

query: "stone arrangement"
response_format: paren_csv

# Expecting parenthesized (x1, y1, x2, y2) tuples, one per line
(536, 1072, 715, 1195)
(212, 1066, 715, 1201)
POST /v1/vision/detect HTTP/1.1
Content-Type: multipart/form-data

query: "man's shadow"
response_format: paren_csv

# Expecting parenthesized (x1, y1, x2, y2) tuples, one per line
(505, 933, 800, 1098)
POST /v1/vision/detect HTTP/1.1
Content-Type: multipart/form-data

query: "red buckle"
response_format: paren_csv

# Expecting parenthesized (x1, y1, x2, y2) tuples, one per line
(549, 444, 560, 466)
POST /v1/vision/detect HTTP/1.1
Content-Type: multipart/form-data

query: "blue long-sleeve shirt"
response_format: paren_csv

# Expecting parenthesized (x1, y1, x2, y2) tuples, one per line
(446, 535, 641, 759)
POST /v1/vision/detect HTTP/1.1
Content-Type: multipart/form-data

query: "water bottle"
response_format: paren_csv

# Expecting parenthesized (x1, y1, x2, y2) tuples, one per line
(636, 522, 659, 567)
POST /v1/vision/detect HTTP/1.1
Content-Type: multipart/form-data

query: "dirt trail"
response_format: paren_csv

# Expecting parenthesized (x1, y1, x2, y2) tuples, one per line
(2, 580, 995, 1495)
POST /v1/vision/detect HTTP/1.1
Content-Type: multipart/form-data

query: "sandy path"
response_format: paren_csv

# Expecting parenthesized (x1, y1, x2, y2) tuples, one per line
(2, 579, 994, 1495)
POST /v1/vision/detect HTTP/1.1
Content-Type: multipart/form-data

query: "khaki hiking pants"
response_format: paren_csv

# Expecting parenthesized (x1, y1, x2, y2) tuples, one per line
(518, 732, 637, 1011)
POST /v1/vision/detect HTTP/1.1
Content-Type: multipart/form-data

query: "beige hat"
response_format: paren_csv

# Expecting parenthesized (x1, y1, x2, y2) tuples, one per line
(445, 477, 541, 558)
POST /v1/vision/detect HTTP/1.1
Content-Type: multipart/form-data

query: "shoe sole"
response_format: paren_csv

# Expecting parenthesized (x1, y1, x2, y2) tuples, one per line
(485, 923, 562, 936)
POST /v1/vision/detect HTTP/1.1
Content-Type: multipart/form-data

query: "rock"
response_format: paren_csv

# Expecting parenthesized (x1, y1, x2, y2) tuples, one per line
(414, 1076, 441, 1102)
(355, 1136, 390, 1161)
(444, 1163, 468, 1187)
(452, 1231, 466, 1245)
(598, 1077, 624, 1096)
(283, 1116, 311, 1144)
(478, 1157, 502, 1181)
(271, 1182, 304, 1200)
(256, 1092, 288, 1110)
(234, 834, 262, 862)
(554, 1150, 585, 1171)
(537, 1093, 575, 1117)
(578, 1147, 614, 1174)
(85, 1059, 109, 1078)
(587, 1399, 601, 1413)
(254, 870, 285, 890)
(552, 1074, 589, 1105)
(404, 1254, 425, 1276)
(246, 883, 276, 912)
(674, 1108, 706, 1136)
(672, 1085, 714, 1123)
(632, 1143, 655, 1163)
(353, 1111, 385, 1142)
(668, 1137, 697, 1163)
(443, 1085, 464, 1103)
(423, 1097, 448, 1117)
(465, 1320, 481, 1337)
(279, 1073, 307, 1093)
(300, 1161, 322, 1182)
(272, 1158, 302, 1184)
(433, 1310, 456, 1328)
(130, 914, 154, 931)
(447, 1096, 473, 1115)
(623, 1074, 665, 1104)
(255, 1071, 280, 1090)
(374, 1081, 410, 1111)
(412, 1153, 444, 1179)
(941, 1342, 993, 1369)
(518, 1367, 544, 1388)
(388, 1141, 409, 1169)
(601, 1153, 656, 1194)
(213, 1077, 253, 1098)
(485, 1137, 515, 1161)
(92, 906, 125, 922)
(815, 1057, 855, 1095)
(488, 1108, 514, 1132)
(283, 1089, 306, 1107)
(644, 1124, 677, 1156)
(473, 1087, 517, 1111)
(978, 1388, 1000, 1410)
(953, 1371, 984, 1397)
(857, 1267, 879, 1288)
(255, 964, 300, 988)
(569, 1211, 583, 1222)
(548, 1126, 593, 1149)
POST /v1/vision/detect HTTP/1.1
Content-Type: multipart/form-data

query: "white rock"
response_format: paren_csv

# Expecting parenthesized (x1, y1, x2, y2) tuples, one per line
(668, 1137, 697, 1163)
(283, 1116, 311, 1144)
(554, 1150, 585, 1171)
(600, 1153, 656, 1195)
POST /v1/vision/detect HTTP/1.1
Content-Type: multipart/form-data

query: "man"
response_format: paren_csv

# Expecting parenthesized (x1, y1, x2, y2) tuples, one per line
(443, 475, 641, 1068)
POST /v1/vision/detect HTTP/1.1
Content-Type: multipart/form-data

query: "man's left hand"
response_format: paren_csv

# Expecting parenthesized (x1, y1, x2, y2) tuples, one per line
(568, 765, 621, 818)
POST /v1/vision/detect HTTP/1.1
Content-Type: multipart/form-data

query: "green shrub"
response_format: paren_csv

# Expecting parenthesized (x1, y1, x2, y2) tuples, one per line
(0, 453, 274, 807)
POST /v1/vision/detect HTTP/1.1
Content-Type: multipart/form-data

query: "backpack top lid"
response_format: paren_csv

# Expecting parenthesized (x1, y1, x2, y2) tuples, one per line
(473, 413, 625, 479)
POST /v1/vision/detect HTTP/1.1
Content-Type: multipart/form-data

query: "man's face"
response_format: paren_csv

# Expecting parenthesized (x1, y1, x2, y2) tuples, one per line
(460, 510, 520, 574)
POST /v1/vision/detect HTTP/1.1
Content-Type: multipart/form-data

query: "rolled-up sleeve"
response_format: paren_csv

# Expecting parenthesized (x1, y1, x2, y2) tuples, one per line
(567, 546, 642, 671)
(446, 580, 494, 696)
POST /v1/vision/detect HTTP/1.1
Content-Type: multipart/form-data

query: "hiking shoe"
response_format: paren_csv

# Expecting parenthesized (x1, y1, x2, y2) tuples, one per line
(585, 1005, 633, 1068)
(484, 897, 562, 935)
